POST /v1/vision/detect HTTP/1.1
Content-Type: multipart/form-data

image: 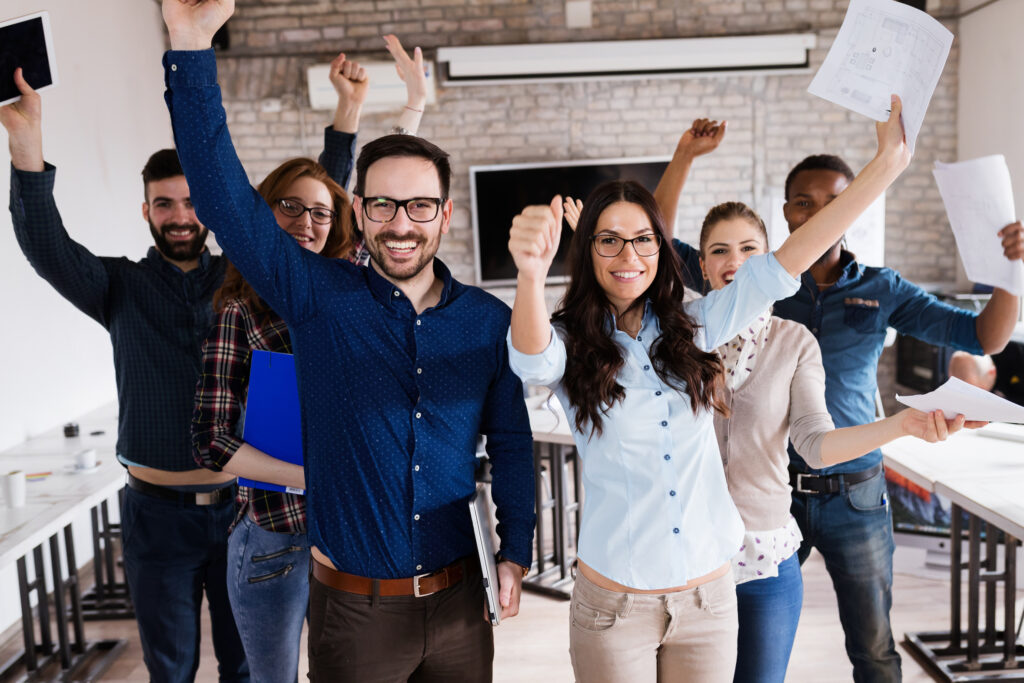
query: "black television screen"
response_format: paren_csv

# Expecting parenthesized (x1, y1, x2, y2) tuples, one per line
(470, 157, 669, 286)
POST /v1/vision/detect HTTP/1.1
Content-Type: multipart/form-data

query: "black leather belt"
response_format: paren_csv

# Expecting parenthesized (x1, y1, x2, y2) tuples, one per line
(127, 473, 235, 505)
(788, 463, 883, 495)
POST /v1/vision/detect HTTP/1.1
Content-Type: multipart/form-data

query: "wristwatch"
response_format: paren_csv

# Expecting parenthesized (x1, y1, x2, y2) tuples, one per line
(496, 554, 530, 577)
(390, 126, 413, 136)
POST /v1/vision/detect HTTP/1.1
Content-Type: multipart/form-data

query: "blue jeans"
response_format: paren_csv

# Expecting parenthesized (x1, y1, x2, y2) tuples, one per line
(734, 553, 803, 683)
(227, 516, 310, 683)
(791, 467, 900, 683)
(121, 487, 249, 683)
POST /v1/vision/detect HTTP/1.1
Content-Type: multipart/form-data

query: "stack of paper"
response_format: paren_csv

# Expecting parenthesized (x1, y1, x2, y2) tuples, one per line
(932, 155, 1022, 296)
(808, 0, 953, 153)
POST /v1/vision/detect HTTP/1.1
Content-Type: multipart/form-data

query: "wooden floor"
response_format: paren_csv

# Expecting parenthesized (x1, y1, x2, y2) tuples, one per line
(2, 547, 1021, 682)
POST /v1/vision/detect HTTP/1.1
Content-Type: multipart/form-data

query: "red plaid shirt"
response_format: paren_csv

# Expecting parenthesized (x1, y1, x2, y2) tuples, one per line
(191, 244, 369, 533)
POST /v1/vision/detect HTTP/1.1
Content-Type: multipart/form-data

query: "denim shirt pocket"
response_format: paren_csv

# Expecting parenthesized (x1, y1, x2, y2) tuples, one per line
(842, 297, 881, 334)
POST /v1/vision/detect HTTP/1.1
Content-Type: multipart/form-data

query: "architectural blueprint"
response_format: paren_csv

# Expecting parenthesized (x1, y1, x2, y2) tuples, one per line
(808, 0, 953, 153)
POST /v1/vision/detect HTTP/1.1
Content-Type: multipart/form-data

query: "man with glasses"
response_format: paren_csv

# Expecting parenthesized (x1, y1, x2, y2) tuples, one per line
(161, 2, 535, 680)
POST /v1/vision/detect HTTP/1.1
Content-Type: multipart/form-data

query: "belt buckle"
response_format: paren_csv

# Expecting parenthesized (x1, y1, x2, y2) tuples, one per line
(195, 492, 214, 505)
(796, 473, 819, 495)
(412, 570, 431, 598)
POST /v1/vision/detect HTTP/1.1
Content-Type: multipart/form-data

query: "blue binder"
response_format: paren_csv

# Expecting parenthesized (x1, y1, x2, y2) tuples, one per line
(239, 350, 304, 494)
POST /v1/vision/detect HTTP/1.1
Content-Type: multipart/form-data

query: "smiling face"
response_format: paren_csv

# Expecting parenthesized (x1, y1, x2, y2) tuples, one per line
(353, 156, 452, 282)
(142, 175, 209, 264)
(590, 201, 660, 314)
(700, 217, 768, 291)
(271, 176, 333, 254)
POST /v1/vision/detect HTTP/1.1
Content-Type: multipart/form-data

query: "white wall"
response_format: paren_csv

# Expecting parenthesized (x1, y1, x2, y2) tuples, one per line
(1, 0, 170, 636)
(958, 0, 1024, 217)
(1, 1, 172, 452)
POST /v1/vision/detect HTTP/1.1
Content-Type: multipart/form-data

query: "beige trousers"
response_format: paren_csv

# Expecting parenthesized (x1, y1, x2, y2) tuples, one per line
(569, 570, 738, 682)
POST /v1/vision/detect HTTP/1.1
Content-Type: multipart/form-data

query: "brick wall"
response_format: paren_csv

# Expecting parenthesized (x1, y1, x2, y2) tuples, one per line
(215, 0, 964, 412)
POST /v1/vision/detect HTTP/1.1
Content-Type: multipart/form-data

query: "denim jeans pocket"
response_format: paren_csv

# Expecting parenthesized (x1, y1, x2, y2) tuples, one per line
(247, 563, 295, 584)
(846, 470, 888, 513)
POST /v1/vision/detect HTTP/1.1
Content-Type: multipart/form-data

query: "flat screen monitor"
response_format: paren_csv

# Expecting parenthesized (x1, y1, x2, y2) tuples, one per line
(470, 157, 669, 287)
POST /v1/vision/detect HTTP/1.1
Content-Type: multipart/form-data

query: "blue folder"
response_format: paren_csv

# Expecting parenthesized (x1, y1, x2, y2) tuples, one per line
(239, 350, 304, 494)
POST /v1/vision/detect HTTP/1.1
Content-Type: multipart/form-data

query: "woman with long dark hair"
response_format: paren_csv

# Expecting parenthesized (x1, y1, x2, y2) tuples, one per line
(506, 99, 910, 681)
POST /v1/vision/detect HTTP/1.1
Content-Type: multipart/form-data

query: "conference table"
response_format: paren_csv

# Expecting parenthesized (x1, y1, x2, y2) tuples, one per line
(0, 402, 127, 681)
(882, 423, 1024, 681)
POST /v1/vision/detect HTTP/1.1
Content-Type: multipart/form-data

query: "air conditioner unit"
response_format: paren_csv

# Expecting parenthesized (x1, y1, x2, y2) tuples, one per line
(306, 60, 437, 111)
(437, 33, 817, 86)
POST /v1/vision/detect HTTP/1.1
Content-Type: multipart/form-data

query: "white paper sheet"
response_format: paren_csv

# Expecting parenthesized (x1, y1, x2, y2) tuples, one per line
(807, 0, 953, 153)
(896, 377, 1024, 423)
(932, 155, 1023, 295)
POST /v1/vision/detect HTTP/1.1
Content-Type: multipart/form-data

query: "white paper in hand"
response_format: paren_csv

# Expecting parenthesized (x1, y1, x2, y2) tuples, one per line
(807, 0, 953, 153)
(896, 377, 1024, 423)
(933, 155, 1022, 296)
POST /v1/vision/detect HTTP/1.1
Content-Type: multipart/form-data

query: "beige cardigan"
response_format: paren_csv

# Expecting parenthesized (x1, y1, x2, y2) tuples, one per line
(714, 317, 835, 531)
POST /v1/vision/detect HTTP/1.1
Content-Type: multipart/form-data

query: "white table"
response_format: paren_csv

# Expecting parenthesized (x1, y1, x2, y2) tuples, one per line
(882, 423, 1024, 681)
(0, 403, 127, 681)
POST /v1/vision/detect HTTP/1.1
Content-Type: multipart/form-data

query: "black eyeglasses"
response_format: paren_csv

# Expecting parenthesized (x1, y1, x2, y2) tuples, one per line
(590, 233, 663, 258)
(360, 196, 443, 223)
(275, 198, 336, 225)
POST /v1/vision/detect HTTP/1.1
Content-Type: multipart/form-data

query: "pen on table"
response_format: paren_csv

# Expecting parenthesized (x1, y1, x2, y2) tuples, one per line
(26, 471, 52, 480)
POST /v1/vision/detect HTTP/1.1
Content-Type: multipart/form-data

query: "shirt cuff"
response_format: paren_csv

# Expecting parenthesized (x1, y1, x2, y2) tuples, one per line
(506, 325, 562, 386)
(11, 161, 57, 195)
(163, 49, 219, 87)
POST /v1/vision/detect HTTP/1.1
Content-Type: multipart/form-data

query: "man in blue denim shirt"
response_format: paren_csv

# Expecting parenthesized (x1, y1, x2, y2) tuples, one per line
(773, 154, 1024, 682)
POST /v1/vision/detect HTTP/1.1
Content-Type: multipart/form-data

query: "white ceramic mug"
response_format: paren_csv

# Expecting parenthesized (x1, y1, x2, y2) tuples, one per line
(3, 470, 26, 508)
(75, 449, 97, 470)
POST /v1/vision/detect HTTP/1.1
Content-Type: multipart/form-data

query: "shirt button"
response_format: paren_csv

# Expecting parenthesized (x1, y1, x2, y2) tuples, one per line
(415, 412, 422, 419)
(673, 528, 680, 534)
(417, 368, 423, 374)
(669, 490, 676, 496)
(655, 390, 662, 396)
(664, 454, 671, 461)
(170, 64, 177, 71)
(414, 465, 420, 472)
(394, 290, 400, 297)
(414, 514, 421, 521)
(643, 365, 650, 371)
(637, 335, 642, 342)
(416, 319, 422, 326)
(416, 564, 423, 571)
(660, 420, 668, 427)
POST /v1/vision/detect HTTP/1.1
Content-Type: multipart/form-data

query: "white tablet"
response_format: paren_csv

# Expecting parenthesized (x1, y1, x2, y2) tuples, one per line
(1, 11, 59, 106)
(469, 485, 501, 626)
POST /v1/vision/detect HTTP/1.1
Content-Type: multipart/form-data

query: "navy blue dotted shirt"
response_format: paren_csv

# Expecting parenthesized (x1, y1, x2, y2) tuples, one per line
(164, 49, 535, 577)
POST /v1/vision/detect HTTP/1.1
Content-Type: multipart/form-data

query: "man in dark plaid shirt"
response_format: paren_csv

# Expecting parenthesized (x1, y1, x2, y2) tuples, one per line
(3, 70, 247, 682)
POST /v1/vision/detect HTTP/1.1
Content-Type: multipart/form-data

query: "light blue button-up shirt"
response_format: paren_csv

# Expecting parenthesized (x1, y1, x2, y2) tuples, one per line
(509, 252, 799, 589)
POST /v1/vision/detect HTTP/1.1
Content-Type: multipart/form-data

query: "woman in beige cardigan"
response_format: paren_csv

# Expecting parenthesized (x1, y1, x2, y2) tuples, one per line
(695, 201, 982, 683)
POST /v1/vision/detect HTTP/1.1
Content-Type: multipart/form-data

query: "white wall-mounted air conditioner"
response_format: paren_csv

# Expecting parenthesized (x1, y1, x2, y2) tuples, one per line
(436, 33, 817, 86)
(306, 60, 437, 111)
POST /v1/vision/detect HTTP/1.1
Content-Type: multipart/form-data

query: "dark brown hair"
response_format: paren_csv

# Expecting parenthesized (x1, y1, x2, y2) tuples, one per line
(213, 158, 355, 319)
(552, 180, 726, 436)
(353, 134, 452, 200)
(698, 201, 768, 256)
(141, 149, 184, 201)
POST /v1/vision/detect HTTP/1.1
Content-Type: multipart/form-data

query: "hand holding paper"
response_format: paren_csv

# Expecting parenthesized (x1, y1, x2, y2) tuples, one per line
(896, 376, 1024, 424)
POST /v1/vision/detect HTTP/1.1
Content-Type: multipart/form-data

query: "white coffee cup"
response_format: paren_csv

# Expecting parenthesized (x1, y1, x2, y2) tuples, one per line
(3, 470, 26, 508)
(75, 449, 97, 470)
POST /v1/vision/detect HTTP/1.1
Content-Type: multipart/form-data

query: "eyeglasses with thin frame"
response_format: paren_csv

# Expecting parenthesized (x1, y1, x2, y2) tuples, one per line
(360, 196, 443, 223)
(590, 233, 663, 258)
(275, 198, 336, 225)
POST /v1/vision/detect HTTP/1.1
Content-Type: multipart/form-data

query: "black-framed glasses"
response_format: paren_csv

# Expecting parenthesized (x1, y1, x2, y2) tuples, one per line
(361, 196, 443, 223)
(590, 233, 663, 257)
(275, 198, 336, 225)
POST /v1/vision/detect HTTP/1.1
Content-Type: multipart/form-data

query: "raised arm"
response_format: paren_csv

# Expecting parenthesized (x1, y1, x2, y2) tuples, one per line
(508, 196, 564, 354)
(384, 34, 428, 135)
(162, 0, 322, 324)
(318, 54, 367, 191)
(192, 304, 305, 490)
(4, 68, 111, 324)
(975, 220, 1023, 354)
(652, 118, 726, 231)
(773, 95, 910, 278)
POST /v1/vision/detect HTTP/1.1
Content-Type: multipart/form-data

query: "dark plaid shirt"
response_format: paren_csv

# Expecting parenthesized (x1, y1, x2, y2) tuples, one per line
(9, 164, 225, 471)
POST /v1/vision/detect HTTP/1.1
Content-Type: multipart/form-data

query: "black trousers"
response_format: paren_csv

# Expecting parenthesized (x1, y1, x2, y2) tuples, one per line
(307, 560, 493, 683)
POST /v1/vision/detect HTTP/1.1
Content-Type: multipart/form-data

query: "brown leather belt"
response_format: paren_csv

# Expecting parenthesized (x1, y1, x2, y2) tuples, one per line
(312, 557, 464, 598)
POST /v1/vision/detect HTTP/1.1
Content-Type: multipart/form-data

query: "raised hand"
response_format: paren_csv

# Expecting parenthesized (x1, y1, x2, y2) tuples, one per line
(329, 53, 369, 106)
(161, 0, 235, 51)
(999, 221, 1024, 262)
(509, 195, 564, 282)
(563, 196, 583, 231)
(674, 118, 727, 161)
(0, 68, 44, 171)
(384, 34, 428, 110)
(875, 94, 911, 174)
